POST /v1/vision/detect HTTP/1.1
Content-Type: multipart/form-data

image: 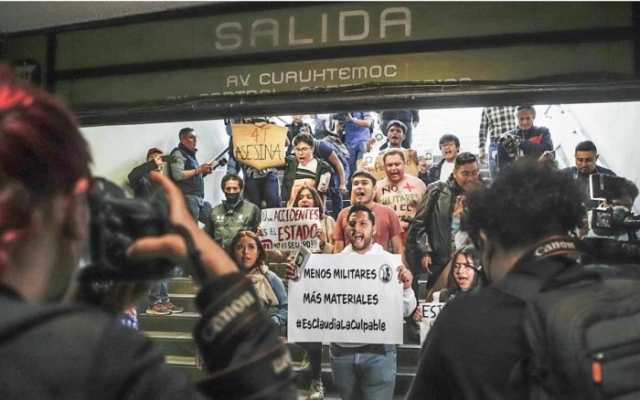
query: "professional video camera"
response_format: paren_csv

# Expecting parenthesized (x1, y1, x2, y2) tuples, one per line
(582, 174, 640, 264)
(498, 133, 522, 160)
(79, 178, 176, 282)
(330, 113, 350, 122)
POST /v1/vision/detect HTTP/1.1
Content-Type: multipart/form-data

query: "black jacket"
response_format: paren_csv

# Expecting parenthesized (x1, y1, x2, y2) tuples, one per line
(407, 257, 576, 400)
(407, 176, 462, 270)
(0, 274, 296, 400)
(426, 159, 447, 185)
(128, 160, 161, 198)
(563, 165, 617, 211)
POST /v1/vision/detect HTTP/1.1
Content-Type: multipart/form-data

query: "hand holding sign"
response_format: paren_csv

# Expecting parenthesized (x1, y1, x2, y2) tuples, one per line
(232, 124, 287, 169)
(397, 265, 413, 289)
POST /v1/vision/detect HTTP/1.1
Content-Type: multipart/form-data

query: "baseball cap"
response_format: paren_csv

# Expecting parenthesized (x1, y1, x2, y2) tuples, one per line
(146, 147, 163, 158)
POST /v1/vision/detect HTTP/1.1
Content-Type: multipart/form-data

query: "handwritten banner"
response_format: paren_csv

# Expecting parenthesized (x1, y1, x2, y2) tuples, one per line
(288, 253, 404, 344)
(357, 148, 419, 180)
(258, 207, 321, 251)
(232, 123, 287, 169)
(419, 301, 445, 344)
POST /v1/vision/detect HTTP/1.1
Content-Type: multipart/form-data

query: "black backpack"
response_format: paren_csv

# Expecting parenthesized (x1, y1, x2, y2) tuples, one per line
(496, 261, 640, 399)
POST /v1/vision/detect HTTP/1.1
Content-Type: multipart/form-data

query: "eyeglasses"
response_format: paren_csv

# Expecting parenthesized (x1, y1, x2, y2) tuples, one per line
(294, 147, 311, 153)
(440, 142, 456, 148)
(453, 262, 474, 271)
(459, 170, 480, 178)
(186, 135, 197, 140)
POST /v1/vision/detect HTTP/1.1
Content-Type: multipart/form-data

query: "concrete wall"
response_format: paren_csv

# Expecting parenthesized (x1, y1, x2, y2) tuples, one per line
(81, 120, 230, 207)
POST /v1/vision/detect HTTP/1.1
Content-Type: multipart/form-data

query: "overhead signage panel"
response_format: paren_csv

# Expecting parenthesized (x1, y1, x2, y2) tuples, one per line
(56, 41, 634, 107)
(54, 2, 631, 70)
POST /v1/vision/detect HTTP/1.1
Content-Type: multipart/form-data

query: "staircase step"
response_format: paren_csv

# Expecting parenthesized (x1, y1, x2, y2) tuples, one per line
(167, 293, 198, 313)
(165, 355, 206, 380)
(169, 277, 200, 295)
(139, 311, 199, 332)
(146, 331, 198, 357)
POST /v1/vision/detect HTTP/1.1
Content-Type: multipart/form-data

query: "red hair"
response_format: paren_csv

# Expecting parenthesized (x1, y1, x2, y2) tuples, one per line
(0, 64, 92, 231)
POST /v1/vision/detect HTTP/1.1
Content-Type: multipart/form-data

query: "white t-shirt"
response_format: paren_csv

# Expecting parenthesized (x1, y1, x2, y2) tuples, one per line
(439, 160, 455, 182)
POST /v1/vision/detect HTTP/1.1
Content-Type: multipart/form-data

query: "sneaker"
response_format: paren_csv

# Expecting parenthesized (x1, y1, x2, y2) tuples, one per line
(146, 302, 171, 315)
(308, 380, 324, 400)
(162, 301, 184, 314)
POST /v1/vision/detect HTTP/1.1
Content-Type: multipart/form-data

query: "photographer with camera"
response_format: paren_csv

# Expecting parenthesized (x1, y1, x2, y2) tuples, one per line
(407, 161, 585, 399)
(496, 105, 553, 173)
(128, 147, 183, 315)
(0, 65, 295, 399)
(562, 140, 617, 212)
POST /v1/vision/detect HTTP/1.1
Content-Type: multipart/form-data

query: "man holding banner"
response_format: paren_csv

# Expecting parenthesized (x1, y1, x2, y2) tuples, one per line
(332, 171, 404, 256)
(289, 204, 416, 400)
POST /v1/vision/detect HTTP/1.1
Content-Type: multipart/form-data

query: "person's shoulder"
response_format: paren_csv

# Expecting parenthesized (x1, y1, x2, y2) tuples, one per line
(598, 166, 616, 176)
(407, 174, 427, 187)
(371, 203, 396, 215)
(22, 304, 153, 353)
(336, 207, 349, 220)
(426, 180, 445, 192)
(243, 200, 261, 211)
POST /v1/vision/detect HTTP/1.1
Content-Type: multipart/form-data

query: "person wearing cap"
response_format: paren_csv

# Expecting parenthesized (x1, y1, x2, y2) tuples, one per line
(127, 147, 166, 199)
(128, 148, 184, 316)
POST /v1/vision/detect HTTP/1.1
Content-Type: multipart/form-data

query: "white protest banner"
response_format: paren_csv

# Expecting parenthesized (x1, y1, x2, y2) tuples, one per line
(232, 123, 287, 169)
(258, 208, 320, 251)
(419, 301, 446, 344)
(288, 253, 404, 344)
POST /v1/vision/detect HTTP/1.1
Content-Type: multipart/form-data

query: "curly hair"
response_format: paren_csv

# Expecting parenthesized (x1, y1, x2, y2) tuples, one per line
(464, 161, 584, 250)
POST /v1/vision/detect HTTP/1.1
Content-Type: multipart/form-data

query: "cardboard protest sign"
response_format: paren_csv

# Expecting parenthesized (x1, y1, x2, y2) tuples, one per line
(419, 301, 445, 344)
(232, 123, 287, 169)
(258, 207, 321, 251)
(288, 253, 404, 344)
(356, 148, 419, 180)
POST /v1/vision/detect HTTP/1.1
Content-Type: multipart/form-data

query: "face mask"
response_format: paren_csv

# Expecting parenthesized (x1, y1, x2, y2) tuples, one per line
(225, 192, 240, 204)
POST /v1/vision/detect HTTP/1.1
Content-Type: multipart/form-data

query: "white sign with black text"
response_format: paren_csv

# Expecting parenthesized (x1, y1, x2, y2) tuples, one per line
(288, 253, 404, 344)
(419, 301, 445, 344)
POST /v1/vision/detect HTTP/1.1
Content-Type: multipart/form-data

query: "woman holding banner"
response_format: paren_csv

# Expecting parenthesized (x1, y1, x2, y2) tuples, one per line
(412, 245, 485, 326)
(228, 231, 288, 336)
(293, 186, 336, 255)
(291, 185, 336, 399)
